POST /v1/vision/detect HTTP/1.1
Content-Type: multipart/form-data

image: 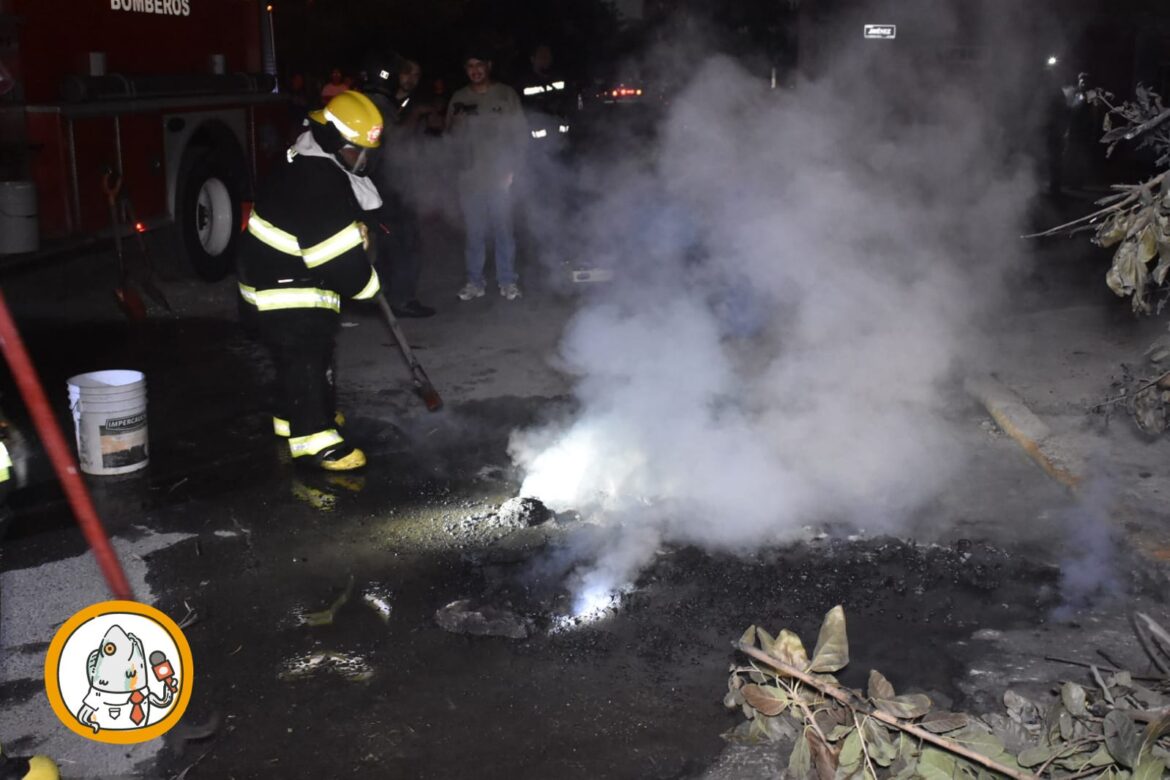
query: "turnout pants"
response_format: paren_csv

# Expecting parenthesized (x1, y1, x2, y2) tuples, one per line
(259, 318, 344, 459)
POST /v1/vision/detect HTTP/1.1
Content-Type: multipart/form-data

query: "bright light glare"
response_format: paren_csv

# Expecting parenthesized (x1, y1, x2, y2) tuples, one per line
(1046, 55, 1058, 67)
(516, 421, 653, 513)
(550, 584, 626, 633)
(574, 584, 617, 617)
(518, 429, 596, 508)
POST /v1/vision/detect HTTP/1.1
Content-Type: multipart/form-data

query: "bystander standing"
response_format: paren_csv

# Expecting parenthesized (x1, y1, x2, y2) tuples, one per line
(446, 46, 527, 302)
(321, 67, 347, 104)
(364, 55, 436, 318)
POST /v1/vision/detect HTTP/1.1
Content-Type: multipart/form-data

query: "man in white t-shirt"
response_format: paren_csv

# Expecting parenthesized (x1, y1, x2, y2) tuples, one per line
(446, 47, 527, 302)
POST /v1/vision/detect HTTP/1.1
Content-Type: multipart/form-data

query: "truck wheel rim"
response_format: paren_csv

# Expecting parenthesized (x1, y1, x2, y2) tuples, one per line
(195, 177, 232, 257)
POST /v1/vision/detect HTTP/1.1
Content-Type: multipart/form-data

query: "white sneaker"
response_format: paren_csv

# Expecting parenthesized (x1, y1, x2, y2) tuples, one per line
(458, 282, 485, 301)
(500, 283, 522, 301)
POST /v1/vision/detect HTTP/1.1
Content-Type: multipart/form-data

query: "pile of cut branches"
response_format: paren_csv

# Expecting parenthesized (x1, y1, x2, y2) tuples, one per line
(726, 606, 1170, 779)
(1031, 85, 1170, 433)
(1032, 85, 1170, 316)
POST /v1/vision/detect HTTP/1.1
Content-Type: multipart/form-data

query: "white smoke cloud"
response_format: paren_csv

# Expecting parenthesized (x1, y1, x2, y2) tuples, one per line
(509, 1, 1046, 608)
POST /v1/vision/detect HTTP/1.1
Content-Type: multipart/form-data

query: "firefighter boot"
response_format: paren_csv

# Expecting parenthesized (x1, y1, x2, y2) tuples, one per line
(274, 413, 348, 466)
(312, 443, 367, 472)
(273, 412, 347, 438)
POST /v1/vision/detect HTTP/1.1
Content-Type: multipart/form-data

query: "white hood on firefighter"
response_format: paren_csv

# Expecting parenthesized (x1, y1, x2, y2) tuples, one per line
(289, 130, 382, 211)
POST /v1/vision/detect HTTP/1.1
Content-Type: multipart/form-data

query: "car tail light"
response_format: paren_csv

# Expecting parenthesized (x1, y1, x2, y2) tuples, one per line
(600, 85, 644, 101)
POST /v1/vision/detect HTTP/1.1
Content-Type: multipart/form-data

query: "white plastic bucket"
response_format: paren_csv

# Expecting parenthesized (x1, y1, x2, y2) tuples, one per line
(67, 370, 148, 476)
(0, 181, 39, 255)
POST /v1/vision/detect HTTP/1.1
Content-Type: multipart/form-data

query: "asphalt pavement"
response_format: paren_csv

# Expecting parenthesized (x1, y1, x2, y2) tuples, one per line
(1, 201, 1169, 778)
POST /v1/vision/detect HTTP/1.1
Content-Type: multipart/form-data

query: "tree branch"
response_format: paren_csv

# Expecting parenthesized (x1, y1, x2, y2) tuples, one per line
(1023, 170, 1168, 240)
(1022, 195, 1137, 239)
(736, 642, 1039, 780)
(1089, 369, 1170, 412)
(1132, 613, 1170, 676)
(1120, 105, 1170, 142)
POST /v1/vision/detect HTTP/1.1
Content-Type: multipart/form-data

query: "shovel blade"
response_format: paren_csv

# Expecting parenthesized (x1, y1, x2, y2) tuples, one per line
(418, 382, 443, 412)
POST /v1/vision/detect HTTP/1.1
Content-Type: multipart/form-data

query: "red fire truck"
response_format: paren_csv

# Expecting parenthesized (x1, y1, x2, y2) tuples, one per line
(0, 0, 286, 280)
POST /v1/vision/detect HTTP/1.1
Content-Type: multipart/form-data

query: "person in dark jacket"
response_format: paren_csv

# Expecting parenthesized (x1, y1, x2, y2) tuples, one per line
(363, 55, 436, 318)
(237, 90, 384, 471)
(517, 43, 571, 147)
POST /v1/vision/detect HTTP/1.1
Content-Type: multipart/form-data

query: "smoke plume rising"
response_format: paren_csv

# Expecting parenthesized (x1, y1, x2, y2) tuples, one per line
(509, 2, 1047, 607)
(1053, 475, 1124, 620)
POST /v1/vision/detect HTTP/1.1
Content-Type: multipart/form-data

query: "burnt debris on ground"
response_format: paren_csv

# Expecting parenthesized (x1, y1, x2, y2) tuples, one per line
(150, 472, 1099, 780)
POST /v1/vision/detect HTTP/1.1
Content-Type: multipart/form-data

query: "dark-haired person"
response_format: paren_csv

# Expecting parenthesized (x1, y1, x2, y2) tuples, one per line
(446, 47, 527, 302)
(364, 56, 436, 318)
(320, 67, 346, 104)
(518, 42, 571, 148)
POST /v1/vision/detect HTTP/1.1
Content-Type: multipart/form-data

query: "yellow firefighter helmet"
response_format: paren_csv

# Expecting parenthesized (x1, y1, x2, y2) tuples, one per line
(309, 90, 384, 149)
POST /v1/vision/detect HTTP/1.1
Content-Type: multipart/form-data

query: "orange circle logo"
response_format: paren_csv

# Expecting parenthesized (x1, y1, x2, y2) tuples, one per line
(44, 600, 193, 744)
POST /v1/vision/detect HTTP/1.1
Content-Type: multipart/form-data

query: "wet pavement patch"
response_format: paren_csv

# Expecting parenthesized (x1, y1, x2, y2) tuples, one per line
(2, 318, 272, 536)
(2, 382, 1073, 777)
(0, 352, 1106, 780)
(150, 481, 1070, 780)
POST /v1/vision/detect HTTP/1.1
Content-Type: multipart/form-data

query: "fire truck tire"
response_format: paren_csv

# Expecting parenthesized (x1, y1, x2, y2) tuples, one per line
(176, 149, 242, 282)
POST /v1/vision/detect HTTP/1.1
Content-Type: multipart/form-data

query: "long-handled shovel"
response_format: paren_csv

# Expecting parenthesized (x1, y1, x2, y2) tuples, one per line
(375, 293, 442, 412)
(120, 190, 173, 313)
(102, 171, 147, 321)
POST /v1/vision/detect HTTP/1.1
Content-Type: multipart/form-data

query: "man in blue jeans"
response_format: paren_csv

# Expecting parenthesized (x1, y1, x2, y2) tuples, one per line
(446, 47, 527, 301)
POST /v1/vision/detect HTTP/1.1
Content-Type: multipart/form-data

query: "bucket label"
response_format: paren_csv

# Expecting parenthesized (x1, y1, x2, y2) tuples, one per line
(99, 413, 148, 468)
(102, 412, 146, 433)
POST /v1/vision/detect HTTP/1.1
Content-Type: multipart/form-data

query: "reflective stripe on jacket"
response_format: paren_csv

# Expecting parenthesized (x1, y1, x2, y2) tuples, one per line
(248, 214, 367, 270)
(237, 154, 383, 314)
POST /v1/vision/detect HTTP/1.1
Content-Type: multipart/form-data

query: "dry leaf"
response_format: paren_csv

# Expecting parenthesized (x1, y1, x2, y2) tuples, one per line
(868, 670, 896, 702)
(808, 605, 849, 673)
(742, 684, 788, 717)
(807, 731, 839, 780)
(770, 629, 810, 668)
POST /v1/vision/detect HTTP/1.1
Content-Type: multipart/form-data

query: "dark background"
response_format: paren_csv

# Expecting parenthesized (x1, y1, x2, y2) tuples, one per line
(271, 0, 1170, 97)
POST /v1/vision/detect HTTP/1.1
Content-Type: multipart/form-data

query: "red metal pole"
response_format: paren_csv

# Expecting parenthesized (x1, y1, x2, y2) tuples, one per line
(0, 289, 134, 600)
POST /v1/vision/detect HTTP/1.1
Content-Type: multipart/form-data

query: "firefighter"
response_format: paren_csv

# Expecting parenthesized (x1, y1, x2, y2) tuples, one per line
(518, 43, 571, 147)
(237, 90, 384, 471)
